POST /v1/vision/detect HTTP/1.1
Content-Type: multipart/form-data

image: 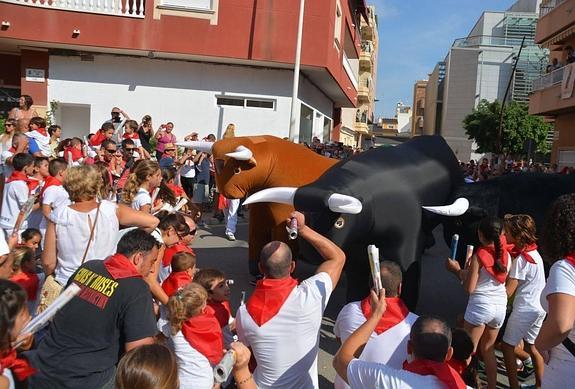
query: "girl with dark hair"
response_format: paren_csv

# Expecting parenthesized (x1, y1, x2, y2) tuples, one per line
(137, 115, 155, 155)
(115, 344, 179, 389)
(446, 216, 510, 389)
(535, 193, 575, 387)
(8, 95, 38, 133)
(0, 279, 34, 388)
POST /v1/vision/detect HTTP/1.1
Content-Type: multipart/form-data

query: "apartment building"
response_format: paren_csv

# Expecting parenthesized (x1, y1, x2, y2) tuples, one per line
(425, 0, 546, 162)
(529, 0, 575, 167)
(340, 4, 378, 148)
(0, 0, 368, 141)
(411, 80, 427, 136)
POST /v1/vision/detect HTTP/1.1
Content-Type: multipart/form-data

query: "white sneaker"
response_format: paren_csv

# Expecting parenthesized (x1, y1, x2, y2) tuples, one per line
(226, 232, 236, 241)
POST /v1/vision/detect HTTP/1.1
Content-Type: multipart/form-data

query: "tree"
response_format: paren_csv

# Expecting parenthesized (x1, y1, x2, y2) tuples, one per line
(463, 99, 551, 156)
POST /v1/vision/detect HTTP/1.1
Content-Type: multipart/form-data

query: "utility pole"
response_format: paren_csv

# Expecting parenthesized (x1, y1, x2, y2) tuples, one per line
(288, 0, 305, 143)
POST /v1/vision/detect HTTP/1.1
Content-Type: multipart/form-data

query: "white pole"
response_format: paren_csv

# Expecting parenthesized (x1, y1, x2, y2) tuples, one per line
(288, 0, 305, 143)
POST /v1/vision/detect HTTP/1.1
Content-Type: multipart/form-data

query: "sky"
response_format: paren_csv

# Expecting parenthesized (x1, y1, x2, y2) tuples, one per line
(369, 0, 517, 118)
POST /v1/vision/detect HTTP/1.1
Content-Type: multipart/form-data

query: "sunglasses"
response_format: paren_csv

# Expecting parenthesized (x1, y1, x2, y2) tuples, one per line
(5, 124, 15, 127)
(111, 111, 120, 115)
(177, 228, 197, 239)
(105, 148, 117, 153)
(124, 148, 136, 152)
(165, 149, 176, 152)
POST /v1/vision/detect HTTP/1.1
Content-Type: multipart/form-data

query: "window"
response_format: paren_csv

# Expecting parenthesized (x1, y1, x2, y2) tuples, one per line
(216, 96, 275, 110)
(161, 0, 213, 11)
(334, 1, 342, 48)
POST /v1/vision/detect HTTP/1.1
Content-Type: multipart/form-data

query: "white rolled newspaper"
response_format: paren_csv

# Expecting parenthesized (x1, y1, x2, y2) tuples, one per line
(367, 245, 382, 294)
(465, 245, 474, 269)
(214, 349, 235, 383)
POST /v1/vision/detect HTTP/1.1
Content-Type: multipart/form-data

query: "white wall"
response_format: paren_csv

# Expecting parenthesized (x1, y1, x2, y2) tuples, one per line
(48, 54, 333, 141)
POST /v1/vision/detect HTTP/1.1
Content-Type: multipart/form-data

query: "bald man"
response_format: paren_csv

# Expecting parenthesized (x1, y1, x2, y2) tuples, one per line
(235, 211, 345, 389)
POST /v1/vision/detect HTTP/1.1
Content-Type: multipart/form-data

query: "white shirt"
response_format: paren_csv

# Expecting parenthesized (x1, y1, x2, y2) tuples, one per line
(236, 272, 333, 389)
(51, 200, 119, 285)
(509, 250, 545, 313)
(180, 160, 196, 178)
(26, 131, 51, 157)
(347, 359, 445, 389)
(469, 253, 510, 306)
(40, 185, 71, 231)
(541, 259, 575, 363)
(131, 188, 151, 211)
(0, 180, 29, 230)
(334, 301, 418, 389)
(0, 149, 13, 178)
(169, 330, 214, 389)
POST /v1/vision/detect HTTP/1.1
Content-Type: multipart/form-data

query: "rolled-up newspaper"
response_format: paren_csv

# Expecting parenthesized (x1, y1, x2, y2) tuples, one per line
(15, 283, 81, 347)
(367, 245, 382, 294)
(286, 218, 298, 240)
(465, 245, 474, 268)
(213, 349, 235, 383)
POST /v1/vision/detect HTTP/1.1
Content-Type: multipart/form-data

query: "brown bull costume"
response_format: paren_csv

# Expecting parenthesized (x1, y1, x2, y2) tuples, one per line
(178, 135, 336, 274)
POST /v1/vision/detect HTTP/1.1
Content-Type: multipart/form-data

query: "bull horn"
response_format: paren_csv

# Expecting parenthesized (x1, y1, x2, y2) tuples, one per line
(244, 187, 362, 215)
(422, 197, 469, 216)
(327, 194, 362, 214)
(175, 141, 213, 153)
(226, 145, 253, 161)
(243, 187, 296, 206)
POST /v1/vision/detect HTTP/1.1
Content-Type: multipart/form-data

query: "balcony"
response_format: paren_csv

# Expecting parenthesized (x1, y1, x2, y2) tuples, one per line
(358, 85, 370, 102)
(360, 24, 373, 41)
(354, 121, 369, 134)
(535, 0, 575, 46)
(530, 65, 575, 115)
(359, 41, 373, 71)
(1, 0, 145, 18)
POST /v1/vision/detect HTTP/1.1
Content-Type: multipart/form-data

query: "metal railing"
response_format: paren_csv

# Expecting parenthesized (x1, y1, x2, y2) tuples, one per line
(452, 35, 525, 48)
(532, 66, 565, 91)
(1, 0, 145, 18)
(540, 0, 567, 17)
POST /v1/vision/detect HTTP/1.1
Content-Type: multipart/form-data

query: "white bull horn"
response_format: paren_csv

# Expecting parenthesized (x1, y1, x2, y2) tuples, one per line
(327, 194, 362, 214)
(244, 187, 297, 206)
(422, 197, 469, 216)
(175, 141, 213, 153)
(226, 145, 253, 161)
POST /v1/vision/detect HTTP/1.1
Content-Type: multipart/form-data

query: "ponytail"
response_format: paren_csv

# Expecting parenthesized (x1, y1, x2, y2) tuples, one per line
(167, 283, 207, 335)
(121, 172, 139, 204)
(492, 236, 506, 274)
(478, 216, 506, 274)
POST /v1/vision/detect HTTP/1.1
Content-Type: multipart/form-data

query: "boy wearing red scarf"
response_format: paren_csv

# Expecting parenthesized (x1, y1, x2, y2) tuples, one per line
(235, 211, 345, 389)
(334, 295, 468, 389)
(334, 261, 418, 389)
(40, 158, 70, 221)
(161, 252, 196, 297)
(0, 153, 35, 237)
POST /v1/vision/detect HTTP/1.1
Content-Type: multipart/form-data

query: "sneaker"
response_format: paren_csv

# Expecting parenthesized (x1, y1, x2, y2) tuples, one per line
(226, 232, 236, 241)
(517, 364, 535, 379)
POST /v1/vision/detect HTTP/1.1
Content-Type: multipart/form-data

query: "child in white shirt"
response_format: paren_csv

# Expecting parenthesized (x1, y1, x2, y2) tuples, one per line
(0, 153, 35, 237)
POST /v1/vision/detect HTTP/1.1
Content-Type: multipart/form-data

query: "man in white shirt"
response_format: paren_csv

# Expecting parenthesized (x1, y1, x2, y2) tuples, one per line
(334, 296, 468, 389)
(235, 211, 345, 389)
(333, 261, 418, 389)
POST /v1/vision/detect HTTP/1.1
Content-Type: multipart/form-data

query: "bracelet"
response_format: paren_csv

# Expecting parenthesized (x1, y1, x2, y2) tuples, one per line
(236, 374, 253, 385)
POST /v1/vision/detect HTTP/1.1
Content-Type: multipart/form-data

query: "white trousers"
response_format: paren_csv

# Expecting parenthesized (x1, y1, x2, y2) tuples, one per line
(225, 198, 240, 235)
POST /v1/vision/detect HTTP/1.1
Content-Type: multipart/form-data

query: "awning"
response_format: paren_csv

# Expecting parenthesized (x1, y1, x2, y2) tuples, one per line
(542, 24, 575, 48)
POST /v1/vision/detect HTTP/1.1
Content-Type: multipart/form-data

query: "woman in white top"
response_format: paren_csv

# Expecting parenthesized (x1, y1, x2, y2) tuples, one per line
(42, 165, 158, 287)
(446, 216, 510, 389)
(535, 194, 575, 388)
(122, 160, 162, 213)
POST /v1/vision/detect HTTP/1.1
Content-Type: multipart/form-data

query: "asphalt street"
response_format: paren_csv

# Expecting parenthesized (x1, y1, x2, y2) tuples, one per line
(193, 215, 533, 388)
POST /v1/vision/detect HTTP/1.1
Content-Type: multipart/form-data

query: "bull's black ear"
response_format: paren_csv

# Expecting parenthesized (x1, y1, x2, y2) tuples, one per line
(467, 206, 488, 218)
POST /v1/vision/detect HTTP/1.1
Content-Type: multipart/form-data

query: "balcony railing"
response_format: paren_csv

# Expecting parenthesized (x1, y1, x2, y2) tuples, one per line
(2, 0, 145, 18)
(532, 66, 565, 91)
(540, 0, 567, 17)
(452, 35, 525, 48)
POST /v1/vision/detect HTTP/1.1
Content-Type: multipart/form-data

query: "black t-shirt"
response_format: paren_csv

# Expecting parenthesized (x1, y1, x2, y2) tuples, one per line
(28, 260, 157, 389)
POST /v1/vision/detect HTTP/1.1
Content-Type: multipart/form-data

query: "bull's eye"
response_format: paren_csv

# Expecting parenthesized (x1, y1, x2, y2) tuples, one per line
(334, 217, 345, 229)
(234, 167, 241, 175)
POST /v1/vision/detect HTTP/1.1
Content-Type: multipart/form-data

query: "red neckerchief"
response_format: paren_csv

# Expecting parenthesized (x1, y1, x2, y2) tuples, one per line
(8, 146, 16, 153)
(35, 127, 48, 137)
(6, 171, 33, 192)
(208, 300, 231, 328)
(161, 271, 192, 297)
(162, 243, 193, 267)
(103, 254, 142, 280)
(509, 243, 538, 264)
(0, 349, 36, 380)
(360, 296, 410, 335)
(246, 277, 298, 326)
(403, 359, 467, 389)
(40, 175, 62, 198)
(447, 358, 468, 375)
(64, 146, 83, 162)
(181, 306, 223, 365)
(10, 271, 39, 301)
(89, 131, 107, 147)
(123, 132, 139, 140)
(565, 253, 575, 267)
(476, 236, 510, 284)
(27, 177, 41, 192)
(167, 182, 185, 197)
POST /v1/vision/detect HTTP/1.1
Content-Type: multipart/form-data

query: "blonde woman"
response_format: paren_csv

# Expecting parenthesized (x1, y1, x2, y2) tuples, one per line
(222, 123, 235, 139)
(222, 123, 239, 240)
(40, 165, 158, 310)
(122, 160, 163, 213)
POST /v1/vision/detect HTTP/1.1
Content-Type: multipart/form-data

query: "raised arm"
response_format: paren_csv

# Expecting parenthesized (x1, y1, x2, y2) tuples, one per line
(41, 221, 57, 276)
(290, 211, 346, 288)
(116, 203, 159, 232)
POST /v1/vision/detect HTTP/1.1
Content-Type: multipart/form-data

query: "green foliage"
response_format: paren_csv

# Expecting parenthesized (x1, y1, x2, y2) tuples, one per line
(463, 99, 551, 155)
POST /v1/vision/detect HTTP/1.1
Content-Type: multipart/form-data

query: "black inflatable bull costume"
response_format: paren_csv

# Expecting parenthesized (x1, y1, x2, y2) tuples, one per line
(244, 136, 468, 308)
(444, 172, 575, 264)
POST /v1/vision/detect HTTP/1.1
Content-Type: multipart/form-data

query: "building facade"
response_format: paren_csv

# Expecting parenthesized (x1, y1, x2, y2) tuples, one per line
(529, 0, 575, 167)
(424, 0, 546, 161)
(0, 0, 368, 141)
(411, 80, 427, 136)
